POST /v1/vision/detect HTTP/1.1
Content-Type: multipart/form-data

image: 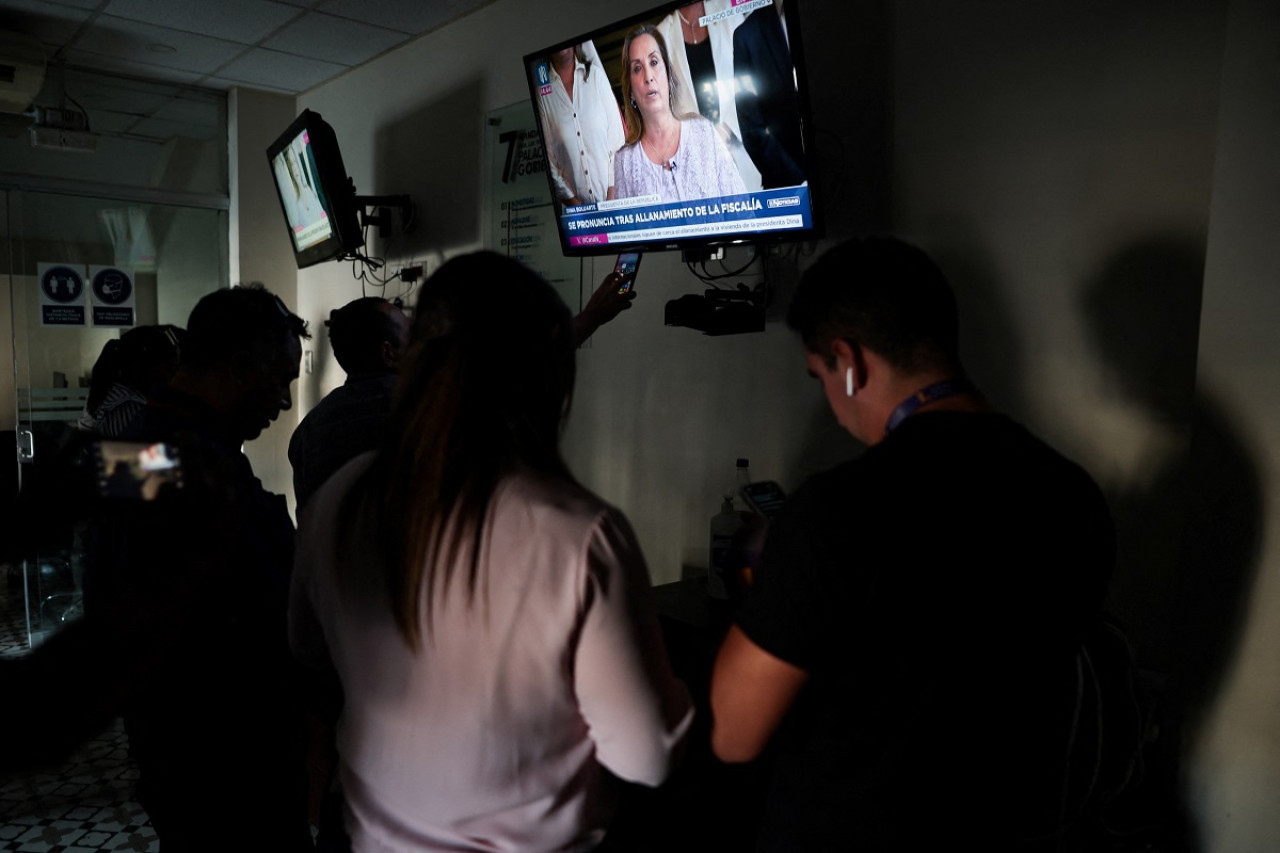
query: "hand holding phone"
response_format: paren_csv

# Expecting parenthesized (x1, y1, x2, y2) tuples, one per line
(576, 260, 639, 345)
(614, 251, 642, 294)
(93, 441, 184, 501)
(741, 480, 787, 519)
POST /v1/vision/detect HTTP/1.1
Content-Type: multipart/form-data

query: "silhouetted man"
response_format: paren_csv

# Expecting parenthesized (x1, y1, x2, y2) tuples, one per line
(86, 283, 313, 853)
(711, 237, 1115, 850)
(289, 297, 408, 511)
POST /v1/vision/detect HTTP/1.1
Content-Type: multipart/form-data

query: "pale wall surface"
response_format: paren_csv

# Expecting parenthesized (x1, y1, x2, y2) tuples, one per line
(1188, 0, 1280, 849)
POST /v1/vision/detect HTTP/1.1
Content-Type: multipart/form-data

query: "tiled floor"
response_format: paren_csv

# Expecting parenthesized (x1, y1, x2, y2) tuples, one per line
(0, 723, 158, 853)
(1, 567, 159, 853)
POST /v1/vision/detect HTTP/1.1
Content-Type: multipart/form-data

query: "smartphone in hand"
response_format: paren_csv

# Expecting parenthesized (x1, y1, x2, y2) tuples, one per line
(741, 480, 787, 519)
(614, 251, 642, 294)
(93, 441, 184, 501)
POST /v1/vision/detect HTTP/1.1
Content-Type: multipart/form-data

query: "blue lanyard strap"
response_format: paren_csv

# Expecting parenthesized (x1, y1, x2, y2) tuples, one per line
(884, 379, 976, 434)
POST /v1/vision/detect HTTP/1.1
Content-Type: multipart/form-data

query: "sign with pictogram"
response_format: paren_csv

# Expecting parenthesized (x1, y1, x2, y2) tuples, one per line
(38, 263, 87, 327)
(89, 266, 136, 327)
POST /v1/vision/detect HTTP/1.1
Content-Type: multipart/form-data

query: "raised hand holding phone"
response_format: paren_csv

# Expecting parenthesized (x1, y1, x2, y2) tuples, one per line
(574, 260, 639, 346)
(614, 251, 642, 294)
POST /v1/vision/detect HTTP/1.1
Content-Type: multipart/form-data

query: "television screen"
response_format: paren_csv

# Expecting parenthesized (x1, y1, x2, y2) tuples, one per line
(266, 110, 363, 268)
(523, 0, 819, 257)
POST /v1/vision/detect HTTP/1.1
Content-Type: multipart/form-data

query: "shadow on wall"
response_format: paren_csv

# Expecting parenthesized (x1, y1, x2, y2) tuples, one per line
(931, 235, 1028, 420)
(372, 78, 486, 260)
(1081, 234, 1263, 852)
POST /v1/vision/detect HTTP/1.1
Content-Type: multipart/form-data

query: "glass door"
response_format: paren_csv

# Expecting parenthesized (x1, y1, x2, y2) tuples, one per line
(1, 187, 25, 657)
(4, 187, 227, 649)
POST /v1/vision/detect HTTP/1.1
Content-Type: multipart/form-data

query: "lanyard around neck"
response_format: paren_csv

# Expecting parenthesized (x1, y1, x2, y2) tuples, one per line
(884, 379, 975, 434)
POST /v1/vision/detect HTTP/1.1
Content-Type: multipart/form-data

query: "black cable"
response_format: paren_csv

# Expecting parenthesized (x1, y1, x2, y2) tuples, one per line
(1050, 654, 1088, 853)
(685, 261, 727, 287)
(347, 202, 418, 292)
(685, 244, 764, 286)
(65, 93, 91, 131)
(716, 245, 762, 278)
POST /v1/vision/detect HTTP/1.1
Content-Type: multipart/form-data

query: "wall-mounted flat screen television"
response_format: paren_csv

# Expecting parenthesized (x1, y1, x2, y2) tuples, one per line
(523, 0, 819, 257)
(266, 109, 364, 268)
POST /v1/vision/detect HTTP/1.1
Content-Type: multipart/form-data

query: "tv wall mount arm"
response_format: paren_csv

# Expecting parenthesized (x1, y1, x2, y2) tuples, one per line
(355, 194, 414, 238)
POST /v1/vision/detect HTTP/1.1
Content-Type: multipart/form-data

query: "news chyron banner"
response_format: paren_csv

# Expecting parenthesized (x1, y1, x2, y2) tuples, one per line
(89, 266, 136, 327)
(560, 186, 813, 250)
(38, 262, 87, 327)
(485, 101, 581, 312)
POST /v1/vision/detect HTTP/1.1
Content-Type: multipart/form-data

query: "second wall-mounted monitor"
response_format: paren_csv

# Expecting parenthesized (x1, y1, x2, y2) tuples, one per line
(523, 0, 820, 257)
(266, 109, 365, 268)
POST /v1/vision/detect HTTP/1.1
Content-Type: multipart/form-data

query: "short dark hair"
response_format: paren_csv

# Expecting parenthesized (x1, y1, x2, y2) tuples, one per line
(328, 297, 399, 374)
(787, 236, 961, 373)
(182, 283, 309, 371)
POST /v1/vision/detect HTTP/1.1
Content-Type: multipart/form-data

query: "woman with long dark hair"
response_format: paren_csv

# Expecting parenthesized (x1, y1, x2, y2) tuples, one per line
(291, 252, 692, 852)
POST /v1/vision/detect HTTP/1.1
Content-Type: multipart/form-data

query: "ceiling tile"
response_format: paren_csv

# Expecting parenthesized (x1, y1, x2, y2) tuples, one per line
(77, 15, 248, 73)
(100, 0, 302, 46)
(203, 75, 294, 95)
(215, 46, 345, 92)
(63, 67, 198, 114)
(0, 0, 499, 95)
(151, 93, 222, 128)
(88, 106, 148, 135)
(264, 12, 406, 66)
(63, 48, 209, 86)
(127, 114, 217, 141)
(317, 0, 489, 36)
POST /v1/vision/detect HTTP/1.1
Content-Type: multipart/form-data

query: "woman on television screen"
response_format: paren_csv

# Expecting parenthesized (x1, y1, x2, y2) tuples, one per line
(290, 252, 693, 852)
(613, 24, 746, 203)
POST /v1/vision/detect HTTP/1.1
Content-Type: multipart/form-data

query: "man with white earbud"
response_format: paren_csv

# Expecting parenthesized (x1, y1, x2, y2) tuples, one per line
(711, 236, 1116, 850)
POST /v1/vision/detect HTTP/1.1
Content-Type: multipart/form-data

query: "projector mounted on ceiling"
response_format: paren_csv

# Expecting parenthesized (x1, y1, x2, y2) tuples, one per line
(28, 104, 97, 153)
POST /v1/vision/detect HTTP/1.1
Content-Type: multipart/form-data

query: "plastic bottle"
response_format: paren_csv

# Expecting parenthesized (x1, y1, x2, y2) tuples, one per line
(735, 457, 752, 504)
(708, 495, 739, 600)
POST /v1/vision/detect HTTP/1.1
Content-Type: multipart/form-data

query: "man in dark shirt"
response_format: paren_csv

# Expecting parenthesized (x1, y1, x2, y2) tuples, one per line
(289, 297, 409, 511)
(87, 283, 314, 853)
(710, 237, 1115, 850)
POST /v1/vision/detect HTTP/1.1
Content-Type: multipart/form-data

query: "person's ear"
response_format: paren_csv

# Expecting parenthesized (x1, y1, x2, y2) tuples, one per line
(380, 340, 399, 369)
(831, 339, 867, 394)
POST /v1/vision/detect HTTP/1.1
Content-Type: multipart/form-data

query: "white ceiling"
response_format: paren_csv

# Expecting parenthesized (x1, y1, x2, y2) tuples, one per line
(0, 0, 495, 95)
